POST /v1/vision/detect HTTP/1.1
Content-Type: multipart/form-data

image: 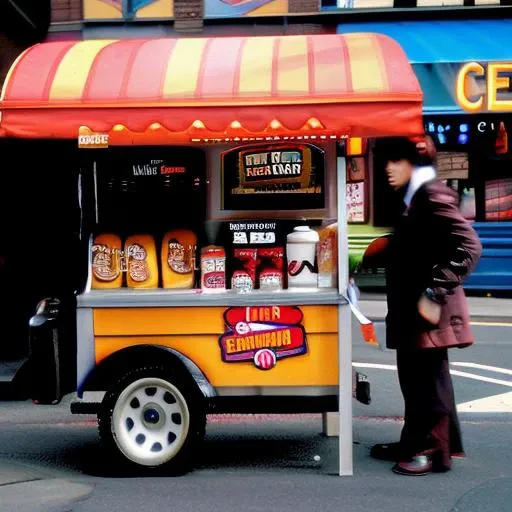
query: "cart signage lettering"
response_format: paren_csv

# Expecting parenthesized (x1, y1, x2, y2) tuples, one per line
(91, 244, 120, 281)
(242, 149, 306, 186)
(133, 164, 158, 176)
(221, 143, 324, 211)
(229, 222, 277, 245)
(219, 306, 307, 369)
(161, 166, 186, 175)
(132, 160, 187, 176)
(78, 132, 109, 148)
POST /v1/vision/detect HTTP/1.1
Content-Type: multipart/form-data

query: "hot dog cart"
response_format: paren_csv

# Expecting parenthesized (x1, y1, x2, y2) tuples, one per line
(0, 33, 424, 475)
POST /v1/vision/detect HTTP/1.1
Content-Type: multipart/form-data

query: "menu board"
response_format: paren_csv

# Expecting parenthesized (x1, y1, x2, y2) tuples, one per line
(221, 144, 325, 211)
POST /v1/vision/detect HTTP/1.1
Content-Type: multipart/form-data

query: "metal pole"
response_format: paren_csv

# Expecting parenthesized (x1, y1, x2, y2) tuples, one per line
(337, 153, 353, 476)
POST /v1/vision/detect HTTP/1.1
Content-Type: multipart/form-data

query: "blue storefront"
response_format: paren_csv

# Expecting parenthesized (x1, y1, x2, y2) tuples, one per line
(339, 19, 512, 292)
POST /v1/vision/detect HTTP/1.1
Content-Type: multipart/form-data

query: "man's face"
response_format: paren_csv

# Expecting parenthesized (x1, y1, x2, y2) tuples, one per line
(385, 159, 413, 190)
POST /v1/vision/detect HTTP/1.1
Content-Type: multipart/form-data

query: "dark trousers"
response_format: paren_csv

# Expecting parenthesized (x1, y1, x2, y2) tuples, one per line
(396, 348, 463, 468)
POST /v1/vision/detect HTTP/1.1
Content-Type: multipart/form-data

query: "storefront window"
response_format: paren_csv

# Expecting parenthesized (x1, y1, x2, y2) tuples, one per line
(485, 178, 512, 221)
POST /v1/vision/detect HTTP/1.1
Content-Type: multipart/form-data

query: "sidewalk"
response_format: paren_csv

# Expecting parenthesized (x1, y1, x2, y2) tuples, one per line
(359, 292, 512, 323)
(0, 458, 93, 512)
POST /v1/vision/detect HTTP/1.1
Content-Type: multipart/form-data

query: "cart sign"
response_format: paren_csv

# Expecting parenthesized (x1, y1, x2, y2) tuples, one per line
(221, 143, 325, 211)
(239, 147, 312, 188)
(78, 127, 109, 148)
(219, 306, 307, 369)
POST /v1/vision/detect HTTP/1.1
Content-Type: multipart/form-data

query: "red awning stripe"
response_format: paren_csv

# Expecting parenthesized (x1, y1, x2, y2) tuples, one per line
(0, 33, 424, 141)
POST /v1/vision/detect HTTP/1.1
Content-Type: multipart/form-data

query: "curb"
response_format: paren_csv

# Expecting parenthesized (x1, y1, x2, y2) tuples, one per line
(0, 478, 93, 512)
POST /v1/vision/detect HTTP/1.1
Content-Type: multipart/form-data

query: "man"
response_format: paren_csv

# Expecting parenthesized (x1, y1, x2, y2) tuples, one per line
(370, 137, 482, 476)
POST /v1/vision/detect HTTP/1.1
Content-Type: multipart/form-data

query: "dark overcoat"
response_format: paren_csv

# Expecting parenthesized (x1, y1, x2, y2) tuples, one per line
(385, 180, 482, 351)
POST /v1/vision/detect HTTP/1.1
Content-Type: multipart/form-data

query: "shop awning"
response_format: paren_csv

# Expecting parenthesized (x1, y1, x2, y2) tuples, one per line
(337, 19, 512, 64)
(338, 19, 512, 114)
(0, 34, 423, 144)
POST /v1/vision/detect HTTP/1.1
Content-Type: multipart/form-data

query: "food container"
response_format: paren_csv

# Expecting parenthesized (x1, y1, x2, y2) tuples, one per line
(231, 270, 253, 293)
(286, 226, 319, 288)
(233, 249, 258, 288)
(259, 269, 283, 291)
(317, 222, 338, 288)
(201, 246, 226, 292)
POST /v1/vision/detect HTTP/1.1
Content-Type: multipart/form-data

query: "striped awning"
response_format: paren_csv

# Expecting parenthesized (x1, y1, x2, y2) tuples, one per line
(0, 34, 423, 143)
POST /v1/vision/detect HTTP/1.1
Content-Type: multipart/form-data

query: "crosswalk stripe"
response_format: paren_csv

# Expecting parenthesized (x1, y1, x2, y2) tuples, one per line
(451, 362, 512, 376)
(457, 391, 512, 413)
(353, 362, 512, 387)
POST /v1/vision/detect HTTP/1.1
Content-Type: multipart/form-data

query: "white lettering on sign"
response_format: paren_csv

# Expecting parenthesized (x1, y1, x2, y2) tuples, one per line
(271, 163, 301, 175)
(477, 121, 496, 133)
(78, 133, 109, 148)
(133, 164, 158, 176)
(250, 232, 275, 244)
(233, 232, 249, 244)
(244, 151, 303, 179)
(229, 222, 276, 231)
(245, 153, 268, 166)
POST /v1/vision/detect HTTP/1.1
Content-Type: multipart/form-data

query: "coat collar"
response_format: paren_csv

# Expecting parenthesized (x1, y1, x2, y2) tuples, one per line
(403, 166, 437, 208)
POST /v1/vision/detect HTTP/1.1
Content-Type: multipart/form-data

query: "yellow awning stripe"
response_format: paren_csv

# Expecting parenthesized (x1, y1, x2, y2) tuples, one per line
(163, 38, 207, 97)
(49, 40, 115, 100)
(345, 34, 388, 93)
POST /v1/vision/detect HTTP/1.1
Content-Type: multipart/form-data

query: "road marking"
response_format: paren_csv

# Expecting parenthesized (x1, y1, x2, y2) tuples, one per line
(449, 369, 512, 387)
(353, 362, 512, 387)
(451, 362, 512, 376)
(457, 391, 512, 413)
(470, 321, 512, 327)
(353, 362, 396, 370)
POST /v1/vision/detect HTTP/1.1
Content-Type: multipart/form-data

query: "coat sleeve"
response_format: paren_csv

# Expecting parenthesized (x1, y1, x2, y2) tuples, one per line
(426, 187, 483, 302)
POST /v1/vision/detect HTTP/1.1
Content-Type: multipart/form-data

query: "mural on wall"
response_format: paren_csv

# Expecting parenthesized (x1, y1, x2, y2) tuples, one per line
(83, 0, 173, 20)
(205, 0, 288, 18)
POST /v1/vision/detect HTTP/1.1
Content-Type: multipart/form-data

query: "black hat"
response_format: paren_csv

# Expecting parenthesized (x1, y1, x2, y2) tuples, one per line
(379, 137, 423, 166)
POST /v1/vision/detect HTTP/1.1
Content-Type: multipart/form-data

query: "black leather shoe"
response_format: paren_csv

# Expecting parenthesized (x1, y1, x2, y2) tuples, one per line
(392, 455, 433, 476)
(370, 442, 400, 461)
(371, 442, 466, 462)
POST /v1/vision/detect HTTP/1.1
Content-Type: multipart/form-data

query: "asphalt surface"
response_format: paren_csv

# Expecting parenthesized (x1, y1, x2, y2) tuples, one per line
(358, 292, 512, 323)
(1, 406, 512, 512)
(0, 293, 511, 512)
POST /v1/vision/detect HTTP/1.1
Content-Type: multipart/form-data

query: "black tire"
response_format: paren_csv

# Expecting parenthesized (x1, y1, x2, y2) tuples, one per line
(98, 365, 206, 475)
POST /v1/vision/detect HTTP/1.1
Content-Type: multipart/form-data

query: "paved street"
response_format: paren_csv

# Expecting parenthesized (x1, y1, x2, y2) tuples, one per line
(1, 309, 511, 512)
(1, 401, 511, 512)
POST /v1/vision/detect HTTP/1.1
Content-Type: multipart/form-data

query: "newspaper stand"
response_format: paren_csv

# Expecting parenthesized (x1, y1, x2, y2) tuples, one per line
(0, 33, 424, 475)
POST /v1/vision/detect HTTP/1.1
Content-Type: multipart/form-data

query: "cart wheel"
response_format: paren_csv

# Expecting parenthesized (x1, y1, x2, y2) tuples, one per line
(98, 365, 206, 474)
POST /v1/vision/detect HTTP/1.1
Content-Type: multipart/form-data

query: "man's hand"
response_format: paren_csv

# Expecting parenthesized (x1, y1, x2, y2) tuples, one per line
(418, 294, 441, 325)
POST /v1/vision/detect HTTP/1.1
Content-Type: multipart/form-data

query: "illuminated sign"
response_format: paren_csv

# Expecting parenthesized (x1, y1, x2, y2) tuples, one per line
(424, 119, 470, 146)
(221, 143, 325, 211)
(456, 62, 512, 113)
(238, 146, 312, 189)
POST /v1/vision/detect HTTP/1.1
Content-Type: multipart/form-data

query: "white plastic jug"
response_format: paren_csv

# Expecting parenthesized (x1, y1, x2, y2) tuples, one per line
(286, 226, 319, 288)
